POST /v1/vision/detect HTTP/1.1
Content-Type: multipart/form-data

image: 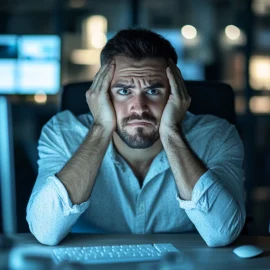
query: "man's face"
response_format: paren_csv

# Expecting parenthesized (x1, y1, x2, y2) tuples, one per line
(109, 56, 170, 149)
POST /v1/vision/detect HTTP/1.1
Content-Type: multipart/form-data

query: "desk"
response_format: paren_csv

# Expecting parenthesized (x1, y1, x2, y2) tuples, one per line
(1, 233, 270, 270)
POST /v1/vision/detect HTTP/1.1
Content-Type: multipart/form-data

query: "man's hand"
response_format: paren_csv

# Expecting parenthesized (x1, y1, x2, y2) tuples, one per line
(86, 60, 116, 133)
(159, 59, 191, 136)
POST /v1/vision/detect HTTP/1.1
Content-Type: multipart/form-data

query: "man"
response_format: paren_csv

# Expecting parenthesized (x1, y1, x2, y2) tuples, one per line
(26, 28, 246, 247)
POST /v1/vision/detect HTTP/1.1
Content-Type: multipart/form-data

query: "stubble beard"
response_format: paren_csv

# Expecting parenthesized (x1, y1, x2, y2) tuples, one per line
(115, 123, 160, 149)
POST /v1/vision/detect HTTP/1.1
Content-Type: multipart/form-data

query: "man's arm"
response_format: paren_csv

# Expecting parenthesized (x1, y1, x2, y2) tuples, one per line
(57, 59, 117, 205)
(159, 59, 245, 247)
(27, 60, 116, 245)
(160, 58, 205, 200)
(57, 124, 112, 205)
(26, 116, 113, 246)
(161, 124, 246, 247)
(161, 128, 207, 201)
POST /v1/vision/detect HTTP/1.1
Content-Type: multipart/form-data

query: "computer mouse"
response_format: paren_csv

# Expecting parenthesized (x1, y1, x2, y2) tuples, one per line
(233, 245, 264, 259)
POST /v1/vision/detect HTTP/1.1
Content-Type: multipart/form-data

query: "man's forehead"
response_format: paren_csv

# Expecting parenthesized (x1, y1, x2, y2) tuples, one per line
(112, 56, 168, 84)
(113, 56, 167, 70)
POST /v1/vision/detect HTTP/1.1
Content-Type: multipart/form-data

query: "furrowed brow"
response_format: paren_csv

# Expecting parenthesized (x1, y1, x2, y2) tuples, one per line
(111, 82, 165, 89)
(145, 83, 165, 89)
(111, 83, 135, 89)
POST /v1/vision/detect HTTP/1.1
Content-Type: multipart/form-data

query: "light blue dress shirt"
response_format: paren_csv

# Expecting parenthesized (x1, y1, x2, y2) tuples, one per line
(26, 110, 246, 247)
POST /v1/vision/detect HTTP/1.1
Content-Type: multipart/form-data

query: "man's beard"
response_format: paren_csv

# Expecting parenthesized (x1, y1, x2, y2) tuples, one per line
(115, 112, 160, 149)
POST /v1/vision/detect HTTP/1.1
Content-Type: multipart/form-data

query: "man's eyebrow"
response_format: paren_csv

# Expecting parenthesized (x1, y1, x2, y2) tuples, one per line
(111, 83, 135, 89)
(111, 82, 165, 89)
(145, 82, 165, 89)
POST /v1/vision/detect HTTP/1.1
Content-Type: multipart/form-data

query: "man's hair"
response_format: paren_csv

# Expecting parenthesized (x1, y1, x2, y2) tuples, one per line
(100, 27, 178, 65)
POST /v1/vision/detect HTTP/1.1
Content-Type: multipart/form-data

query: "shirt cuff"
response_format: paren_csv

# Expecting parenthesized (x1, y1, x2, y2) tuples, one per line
(48, 175, 90, 216)
(175, 169, 223, 213)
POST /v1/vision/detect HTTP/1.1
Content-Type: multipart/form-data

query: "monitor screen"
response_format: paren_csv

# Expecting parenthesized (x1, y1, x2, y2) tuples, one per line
(0, 35, 61, 95)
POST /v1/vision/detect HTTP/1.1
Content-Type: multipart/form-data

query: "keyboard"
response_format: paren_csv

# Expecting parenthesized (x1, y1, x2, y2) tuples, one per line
(52, 243, 179, 264)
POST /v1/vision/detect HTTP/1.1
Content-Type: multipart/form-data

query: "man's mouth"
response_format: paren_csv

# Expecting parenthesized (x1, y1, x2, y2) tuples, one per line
(127, 121, 153, 126)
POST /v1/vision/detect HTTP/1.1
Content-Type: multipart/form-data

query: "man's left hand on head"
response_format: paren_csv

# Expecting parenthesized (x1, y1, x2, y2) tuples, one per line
(159, 59, 191, 136)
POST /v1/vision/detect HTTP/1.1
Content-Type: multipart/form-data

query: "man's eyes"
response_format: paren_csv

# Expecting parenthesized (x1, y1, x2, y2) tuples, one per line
(147, 89, 161, 95)
(117, 89, 130, 95)
(117, 89, 161, 96)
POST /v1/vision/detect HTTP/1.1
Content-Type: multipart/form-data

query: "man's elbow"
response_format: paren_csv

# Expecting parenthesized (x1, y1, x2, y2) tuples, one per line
(31, 224, 68, 246)
(34, 232, 62, 246)
(27, 218, 64, 246)
(204, 224, 243, 248)
(204, 233, 237, 248)
(206, 206, 246, 247)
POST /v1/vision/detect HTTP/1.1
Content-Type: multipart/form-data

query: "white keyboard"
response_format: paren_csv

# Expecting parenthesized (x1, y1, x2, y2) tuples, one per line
(52, 243, 179, 264)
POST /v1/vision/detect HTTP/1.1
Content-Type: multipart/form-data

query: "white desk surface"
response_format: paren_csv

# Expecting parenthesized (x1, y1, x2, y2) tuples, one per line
(1, 233, 270, 270)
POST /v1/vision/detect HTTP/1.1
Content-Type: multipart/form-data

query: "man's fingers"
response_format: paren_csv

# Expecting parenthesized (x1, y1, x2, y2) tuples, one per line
(167, 60, 182, 99)
(99, 62, 115, 93)
(90, 60, 112, 90)
(175, 67, 189, 100)
(169, 59, 183, 98)
(90, 65, 106, 90)
(166, 67, 180, 98)
(168, 59, 189, 100)
(86, 60, 114, 100)
(94, 60, 115, 92)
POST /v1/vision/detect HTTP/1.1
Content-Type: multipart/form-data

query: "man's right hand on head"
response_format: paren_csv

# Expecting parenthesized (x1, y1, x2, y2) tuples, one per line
(86, 60, 116, 133)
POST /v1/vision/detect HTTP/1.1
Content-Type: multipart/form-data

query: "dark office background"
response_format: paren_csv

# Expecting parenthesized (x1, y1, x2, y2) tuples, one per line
(0, 0, 269, 235)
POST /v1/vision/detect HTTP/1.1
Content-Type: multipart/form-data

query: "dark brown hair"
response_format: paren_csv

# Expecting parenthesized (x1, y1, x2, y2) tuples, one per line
(100, 27, 178, 65)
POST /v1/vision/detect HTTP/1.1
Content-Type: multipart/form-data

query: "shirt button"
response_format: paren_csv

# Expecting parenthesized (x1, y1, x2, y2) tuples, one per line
(139, 204, 144, 211)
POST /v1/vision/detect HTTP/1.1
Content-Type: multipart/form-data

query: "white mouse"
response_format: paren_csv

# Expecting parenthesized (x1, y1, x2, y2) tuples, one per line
(233, 245, 264, 258)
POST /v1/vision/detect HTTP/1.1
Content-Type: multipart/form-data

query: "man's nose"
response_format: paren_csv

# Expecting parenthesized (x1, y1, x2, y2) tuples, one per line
(130, 94, 148, 114)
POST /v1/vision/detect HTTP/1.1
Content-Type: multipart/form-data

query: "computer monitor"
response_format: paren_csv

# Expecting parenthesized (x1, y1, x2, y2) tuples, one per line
(0, 35, 61, 95)
(0, 96, 17, 234)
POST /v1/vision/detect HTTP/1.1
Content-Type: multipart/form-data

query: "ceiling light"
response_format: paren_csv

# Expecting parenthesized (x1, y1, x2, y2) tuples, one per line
(181, 25, 197, 40)
(225, 25, 241, 40)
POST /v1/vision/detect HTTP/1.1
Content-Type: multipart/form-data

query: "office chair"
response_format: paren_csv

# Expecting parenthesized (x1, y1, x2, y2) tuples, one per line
(60, 80, 236, 125)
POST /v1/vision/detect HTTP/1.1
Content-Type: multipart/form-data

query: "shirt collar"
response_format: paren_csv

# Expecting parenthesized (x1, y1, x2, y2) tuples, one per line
(107, 138, 170, 176)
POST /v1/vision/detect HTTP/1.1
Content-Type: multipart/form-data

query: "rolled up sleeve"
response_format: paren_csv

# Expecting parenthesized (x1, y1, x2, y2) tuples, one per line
(176, 124, 246, 247)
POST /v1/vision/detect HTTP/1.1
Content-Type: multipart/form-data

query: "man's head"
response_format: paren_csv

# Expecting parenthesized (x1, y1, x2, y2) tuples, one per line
(100, 28, 177, 149)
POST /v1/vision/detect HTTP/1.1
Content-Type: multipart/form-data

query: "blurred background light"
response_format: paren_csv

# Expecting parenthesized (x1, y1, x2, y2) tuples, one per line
(252, 0, 270, 15)
(249, 96, 270, 114)
(181, 25, 197, 40)
(91, 32, 107, 49)
(225, 25, 241, 40)
(82, 15, 107, 49)
(221, 25, 246, 46)
(34, 91, 47, 104)
(249, 56, 270, 90)
(70, 49, 101, 65)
